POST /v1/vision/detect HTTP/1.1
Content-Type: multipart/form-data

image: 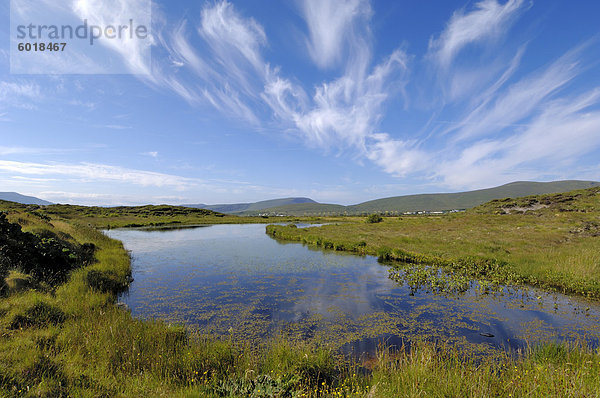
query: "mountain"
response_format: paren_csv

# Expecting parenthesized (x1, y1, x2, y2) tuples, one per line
(0, 192, 52, 206)
(240, 180, 600, 216)
(184, 197, 317, 214)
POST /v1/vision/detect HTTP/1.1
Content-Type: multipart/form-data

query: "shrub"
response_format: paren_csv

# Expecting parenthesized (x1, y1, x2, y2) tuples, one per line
(0, 212, 95, 285)
(366, 214, 383, 223)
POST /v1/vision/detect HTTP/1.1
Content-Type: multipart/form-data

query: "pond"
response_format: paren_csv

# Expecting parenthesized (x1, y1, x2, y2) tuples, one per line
(106, 224, 600, 358)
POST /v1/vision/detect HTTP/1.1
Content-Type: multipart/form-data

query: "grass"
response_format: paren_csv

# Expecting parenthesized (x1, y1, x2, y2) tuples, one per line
(371, 340, 600, 397)
(267, 187, 600, 298)
(0, 190, 600, 395)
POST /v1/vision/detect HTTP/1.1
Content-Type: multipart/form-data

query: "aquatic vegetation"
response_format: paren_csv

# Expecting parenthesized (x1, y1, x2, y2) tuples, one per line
(388, 264, 472, 295)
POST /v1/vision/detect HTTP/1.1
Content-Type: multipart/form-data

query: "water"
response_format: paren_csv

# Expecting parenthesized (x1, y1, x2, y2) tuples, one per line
(106, 224, 600, 357)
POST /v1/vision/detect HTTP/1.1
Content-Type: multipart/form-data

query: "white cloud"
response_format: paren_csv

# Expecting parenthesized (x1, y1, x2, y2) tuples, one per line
(150, 1, 267, 123)
(53, 0, 597, 195)
(0, 146, 63, 155)
(437, 89, 600, 188)
(367, 133, 430, 177)
(0, 81, 41, 109)
(33, 191, 197, 206)
(264, 49, 409, 150)
(71, 0, 154, 75)
(429, 0, 528, 68)
(449, 44, 584, 141)
(102, 124, 133, 130)
(199, 1, 266, 74)
(300, 0, 371, 69)
(0, 160, 198, 190)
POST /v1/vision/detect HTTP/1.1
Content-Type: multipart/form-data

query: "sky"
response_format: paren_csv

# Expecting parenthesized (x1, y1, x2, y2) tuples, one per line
(1, 0, 600, 206)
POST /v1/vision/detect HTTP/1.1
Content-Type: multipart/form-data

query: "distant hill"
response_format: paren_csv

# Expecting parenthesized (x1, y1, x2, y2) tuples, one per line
(0, 192, 52, 206)
(241, 180, 600, 216)
(184, 197, 317, 214)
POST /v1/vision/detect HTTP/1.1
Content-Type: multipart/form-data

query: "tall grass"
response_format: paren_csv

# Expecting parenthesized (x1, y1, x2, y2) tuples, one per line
(371, 340, 600, 397)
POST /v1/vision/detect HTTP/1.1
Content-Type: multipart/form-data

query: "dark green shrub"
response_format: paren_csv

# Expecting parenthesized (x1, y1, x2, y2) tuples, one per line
(366, 214, 383, 223)
(0, 213, 95, 285)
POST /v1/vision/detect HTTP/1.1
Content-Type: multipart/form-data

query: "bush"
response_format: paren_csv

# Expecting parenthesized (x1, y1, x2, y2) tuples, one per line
(366, 214, 383, 223)
(0, 212, 95, 285)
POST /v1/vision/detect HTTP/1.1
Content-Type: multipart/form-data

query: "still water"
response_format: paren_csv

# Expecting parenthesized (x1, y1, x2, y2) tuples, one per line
(106, 224, 600, 356)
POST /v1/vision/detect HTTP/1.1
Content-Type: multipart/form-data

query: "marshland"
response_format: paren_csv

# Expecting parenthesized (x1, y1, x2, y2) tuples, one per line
(1, 187, 600, 396)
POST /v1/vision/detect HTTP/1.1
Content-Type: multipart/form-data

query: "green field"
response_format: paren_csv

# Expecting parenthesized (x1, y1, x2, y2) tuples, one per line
(1, 189, 600, 396)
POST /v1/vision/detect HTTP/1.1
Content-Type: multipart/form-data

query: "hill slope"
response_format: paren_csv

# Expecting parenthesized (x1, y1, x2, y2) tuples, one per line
(244, 180, 600, 216)
(349, 180, 600, 214)
(185, 197, 316, 214)
(0, 192, 52, 206)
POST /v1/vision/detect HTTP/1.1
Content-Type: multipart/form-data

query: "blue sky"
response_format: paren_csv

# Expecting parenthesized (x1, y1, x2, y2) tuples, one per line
(1, 0, 600, 206)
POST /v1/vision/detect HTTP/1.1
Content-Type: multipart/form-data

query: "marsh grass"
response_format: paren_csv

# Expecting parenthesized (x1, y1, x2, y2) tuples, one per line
(371, 339, 600, 397)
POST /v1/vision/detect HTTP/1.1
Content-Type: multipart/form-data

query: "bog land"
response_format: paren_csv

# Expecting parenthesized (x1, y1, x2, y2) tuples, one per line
(0, 187, 599, 396)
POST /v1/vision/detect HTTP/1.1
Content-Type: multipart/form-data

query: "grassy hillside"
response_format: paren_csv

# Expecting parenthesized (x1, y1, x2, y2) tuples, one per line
(351, 180, 600, 213)
(248, 180, 600, 216)
(241, 202, 348, 216)
(267, 186, 600, 298)
(186, 197, 316, 214)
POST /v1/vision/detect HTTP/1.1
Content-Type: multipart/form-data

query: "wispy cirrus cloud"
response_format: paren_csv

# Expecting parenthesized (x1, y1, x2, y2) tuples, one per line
(0, 81, 41, 109)
(266, 49, 409, 149)
(438, 89, 600, 188)
(376, 40, 600, 188)
(0, 146, 67, 155)
(65, 0, 598, 193)
(151, 1, 266, 123)
(0, 160, 198, 190)
(356, 0, 600, 190)
(428, 0, 529, 68)
(262, 0, 408, 150)
(199, 1, 266, 76)
(71, 0, 154, 75)
(300, 0, 371, 69)
(448, 43, 587, 142)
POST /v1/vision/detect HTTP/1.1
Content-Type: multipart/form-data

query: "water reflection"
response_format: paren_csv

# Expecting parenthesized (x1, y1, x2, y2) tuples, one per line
(106, 224, 600, 356)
